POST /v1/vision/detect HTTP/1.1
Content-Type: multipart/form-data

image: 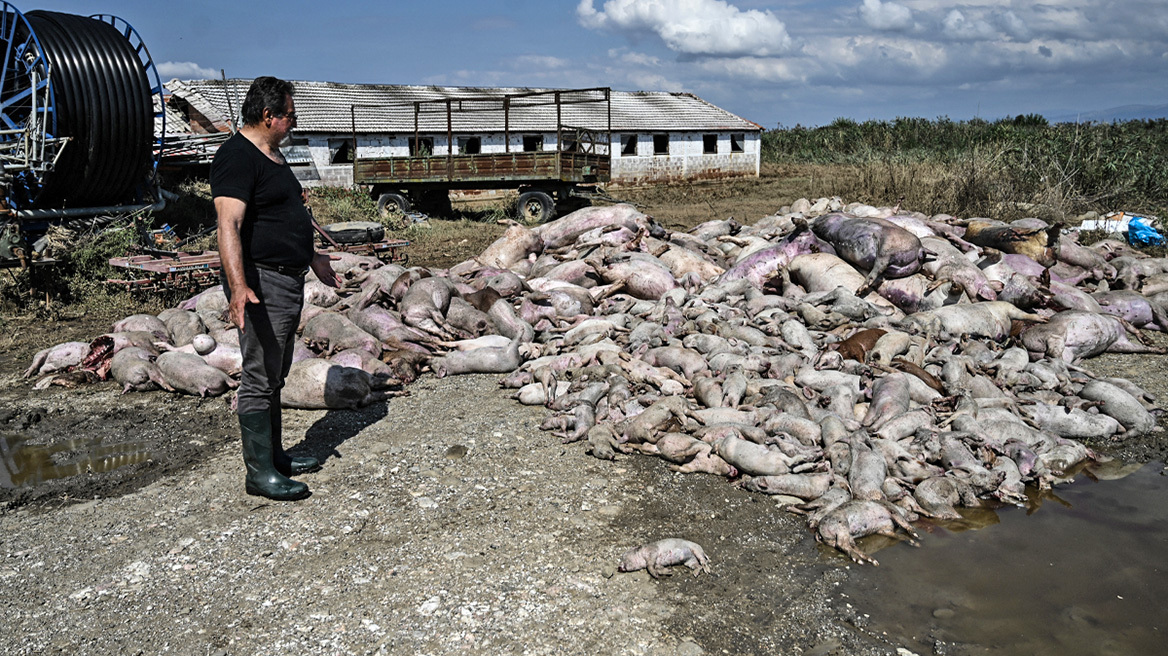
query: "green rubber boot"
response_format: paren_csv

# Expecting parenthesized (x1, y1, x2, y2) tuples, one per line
(270, 401, 320, 476)
(239, 411, 310, 501)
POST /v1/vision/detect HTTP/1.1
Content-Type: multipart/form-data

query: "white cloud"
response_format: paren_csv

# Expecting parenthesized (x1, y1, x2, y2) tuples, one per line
(577, 0, 792, 58)
(996, 10, 1031, 41)
(156, 61, 218, 80)
(609, 49, 662, 67)
(942, 10, 997, 41)
(860, 0, 914, 31)
(514, 55, 569, 70)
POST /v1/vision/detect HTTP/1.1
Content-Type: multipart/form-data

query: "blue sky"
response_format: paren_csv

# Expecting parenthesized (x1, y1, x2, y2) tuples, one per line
(21, 0, 1168, 128)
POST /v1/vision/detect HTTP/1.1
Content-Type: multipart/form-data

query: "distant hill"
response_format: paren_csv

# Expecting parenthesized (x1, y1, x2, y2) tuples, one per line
(1046, 104, 1168, 124)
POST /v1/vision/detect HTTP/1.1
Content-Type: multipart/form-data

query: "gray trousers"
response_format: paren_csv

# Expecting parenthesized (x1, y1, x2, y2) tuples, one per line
(224, 266, 305, 415)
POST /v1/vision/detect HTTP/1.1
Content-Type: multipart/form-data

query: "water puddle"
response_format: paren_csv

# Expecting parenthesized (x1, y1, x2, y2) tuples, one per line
(838, 460, 1167, 655)
(0, 433, 151, 489)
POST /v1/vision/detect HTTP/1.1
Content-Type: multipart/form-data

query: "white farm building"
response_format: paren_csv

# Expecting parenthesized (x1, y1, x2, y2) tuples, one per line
(163, 79, 760, 218)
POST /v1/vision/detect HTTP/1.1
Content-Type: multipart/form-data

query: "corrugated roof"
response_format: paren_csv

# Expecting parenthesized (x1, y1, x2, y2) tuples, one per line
(165, 79, 761, 134)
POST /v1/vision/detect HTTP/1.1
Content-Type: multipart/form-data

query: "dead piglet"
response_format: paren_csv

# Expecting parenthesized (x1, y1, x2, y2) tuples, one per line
(816, 500, 920, 566)
(618, 538, 711, 578)
(713, 434, 795, 476)
(585, 423, 625, 460)
(913, 476, 980, 520)
(168, 339, 244, 376)
(589, 256, 678, 301)
(1019, 310, 1165, 362)
(716, 227, 822, 289)
(330, 347, 400, 382)
(430, 339, 523, 378)
(543, 404, 597, 444)
(938, 432, 1006, 494)
(303, 312, 382, 357)
(904, 301, 1046, 341)
(533, 204, 649, 250)
(158, 309, 207, 348)
(401, 276, 466, 340)
(636, 432, 737, 477)
(620, 395, 696, 444)
(156, 351, 237, 397)
(112, 314, 169, 339)
(349, 305, 439, 348)
(811, 213, 923, 295)
(109, 347, 174, 393)
(1092, 290, 1168, 331)
(831, 328, 886, 364)
(1022, 402, 1121, 440)
(737, 472, 835, 500)
(281, 358, 404, 410)
(919, 236, 997, 301)
(990, 456, 1028, 505)
(477, 223, 543, 269)
(24, 341, 91, 378)
(445, 296, 493, 337)
(861, 373, 911, 431)
(486, 298, 535, 343)
(1078, 380, 1158, 435)
(847, 437, 889, 501)
(642, 345, 709, 381)
(791, 487, 852, 528)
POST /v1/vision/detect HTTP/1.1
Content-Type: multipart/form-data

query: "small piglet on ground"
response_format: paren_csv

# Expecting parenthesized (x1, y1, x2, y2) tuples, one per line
(617, 538, 711, 578)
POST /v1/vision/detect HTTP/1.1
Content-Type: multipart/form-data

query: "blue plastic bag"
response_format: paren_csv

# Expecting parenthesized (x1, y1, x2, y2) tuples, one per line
(1127, 217, 1165, 247)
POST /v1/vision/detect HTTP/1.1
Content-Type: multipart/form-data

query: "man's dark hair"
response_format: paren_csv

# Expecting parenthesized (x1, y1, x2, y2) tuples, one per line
(240, 76, 295, 126)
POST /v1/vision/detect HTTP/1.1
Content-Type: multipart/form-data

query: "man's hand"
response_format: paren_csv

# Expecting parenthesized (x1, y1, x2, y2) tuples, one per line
(311, 252, 342, 288)
(228, 286, 260, 332)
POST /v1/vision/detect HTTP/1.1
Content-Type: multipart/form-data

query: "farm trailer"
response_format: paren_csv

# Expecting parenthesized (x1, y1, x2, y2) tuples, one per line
(351, 88, 612, 223)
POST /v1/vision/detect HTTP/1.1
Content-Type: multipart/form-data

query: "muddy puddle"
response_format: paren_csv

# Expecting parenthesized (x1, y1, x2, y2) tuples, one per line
(838, 460, 1168, 655)
(0, 433, 151, 489)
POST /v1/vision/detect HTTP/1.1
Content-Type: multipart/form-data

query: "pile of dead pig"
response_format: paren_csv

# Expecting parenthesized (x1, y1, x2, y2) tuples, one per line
(22, 200, 1167, 565)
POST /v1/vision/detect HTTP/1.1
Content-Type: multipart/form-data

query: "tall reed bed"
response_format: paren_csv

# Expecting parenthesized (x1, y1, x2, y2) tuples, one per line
(762, 117, 1168, 221)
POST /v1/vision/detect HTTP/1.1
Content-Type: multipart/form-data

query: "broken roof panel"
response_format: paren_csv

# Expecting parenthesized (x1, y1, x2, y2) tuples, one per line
(165, 79, 762, 134)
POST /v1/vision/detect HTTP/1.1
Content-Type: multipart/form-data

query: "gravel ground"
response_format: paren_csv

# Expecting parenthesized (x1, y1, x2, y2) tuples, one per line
(0, 365, 896, 656)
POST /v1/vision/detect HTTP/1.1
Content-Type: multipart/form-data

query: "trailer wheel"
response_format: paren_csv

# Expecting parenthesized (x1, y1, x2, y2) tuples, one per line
(377, 192, 411, 217)
(517, 191, 554, 224)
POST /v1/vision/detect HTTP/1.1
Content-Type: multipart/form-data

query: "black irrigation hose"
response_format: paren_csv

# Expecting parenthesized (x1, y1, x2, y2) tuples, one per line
(23, 10, 151, 208)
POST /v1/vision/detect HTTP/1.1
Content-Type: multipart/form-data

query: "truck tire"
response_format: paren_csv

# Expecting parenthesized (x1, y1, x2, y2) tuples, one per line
(377, 192, 411, 217)
(517, 190, 554, 224)
(321, 221, 385, 245)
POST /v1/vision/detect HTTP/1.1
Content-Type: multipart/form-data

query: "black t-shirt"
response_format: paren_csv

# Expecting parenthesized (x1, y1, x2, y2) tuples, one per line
(210, 132, 314, 269)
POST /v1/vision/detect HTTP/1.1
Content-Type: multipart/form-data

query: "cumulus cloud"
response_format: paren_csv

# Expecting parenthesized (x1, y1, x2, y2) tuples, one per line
(996, 10, 1031, 42)
(577, 0, 792, 58)
(157, 61, 218, 80)
(860, 0, 913, 32)
(942, 10, 998, 41)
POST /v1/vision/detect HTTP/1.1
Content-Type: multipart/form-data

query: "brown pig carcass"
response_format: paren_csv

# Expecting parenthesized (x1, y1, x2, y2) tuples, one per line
(963, 220, 1060, 266)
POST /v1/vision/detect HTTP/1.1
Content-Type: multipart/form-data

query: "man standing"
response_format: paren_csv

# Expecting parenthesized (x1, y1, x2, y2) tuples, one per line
(212, 76, 340, 501)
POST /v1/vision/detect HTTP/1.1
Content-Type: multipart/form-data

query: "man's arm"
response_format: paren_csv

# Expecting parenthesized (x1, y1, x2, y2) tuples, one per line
(216, 196, 260, 332)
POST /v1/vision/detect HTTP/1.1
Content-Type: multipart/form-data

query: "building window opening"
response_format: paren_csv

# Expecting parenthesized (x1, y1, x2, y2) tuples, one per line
(731, 133, 744, 153)
(328, 138, 352, 164)
(523, 134, 543, 152)
(703, 134, 718, 154)
(458, 136, 481, 154)
(409, 137, 434, 157)
(621, 134, 638, 156)
(653, 133, 669, 156)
